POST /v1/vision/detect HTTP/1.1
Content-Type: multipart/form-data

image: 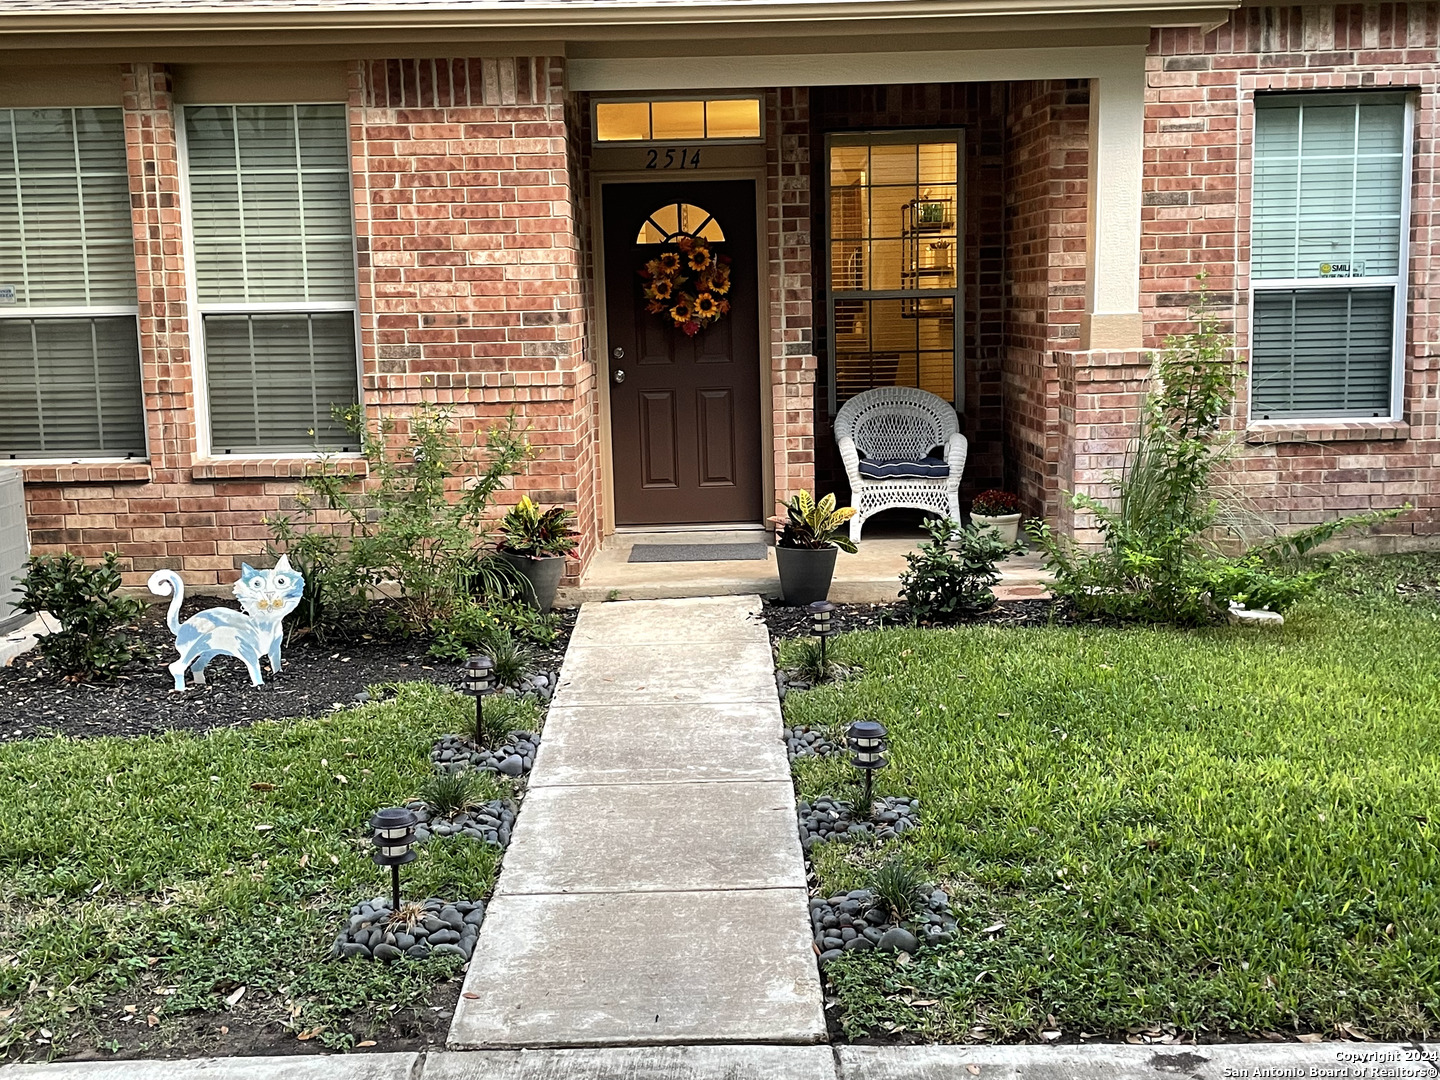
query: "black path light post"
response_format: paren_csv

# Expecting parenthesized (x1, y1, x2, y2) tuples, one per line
(846, 719, 888, 813)
(462, 654, 495, 746)
(370, 806, 418, 912)
(808, 600, 835, 672)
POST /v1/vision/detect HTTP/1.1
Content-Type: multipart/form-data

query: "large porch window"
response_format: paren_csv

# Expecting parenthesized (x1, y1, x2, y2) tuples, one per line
(825, 131, 962, 412)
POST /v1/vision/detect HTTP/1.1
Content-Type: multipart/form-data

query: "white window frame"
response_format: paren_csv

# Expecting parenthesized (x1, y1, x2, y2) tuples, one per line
(1247, 92, 1414, 425)
(176, 101, 363, 459)
(0, 106, 148, 464)
(823, 128, 966, 415)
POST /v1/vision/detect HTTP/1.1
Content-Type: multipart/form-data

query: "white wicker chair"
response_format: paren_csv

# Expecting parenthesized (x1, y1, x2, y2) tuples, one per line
(835, 387, 967, 543)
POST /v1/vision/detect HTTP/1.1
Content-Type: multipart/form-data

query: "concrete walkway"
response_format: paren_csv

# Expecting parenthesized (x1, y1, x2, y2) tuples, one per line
(446, 595, 825, 1049)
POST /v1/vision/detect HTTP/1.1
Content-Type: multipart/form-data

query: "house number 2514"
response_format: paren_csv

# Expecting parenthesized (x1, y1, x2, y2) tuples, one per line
(645, 148, 702, 170)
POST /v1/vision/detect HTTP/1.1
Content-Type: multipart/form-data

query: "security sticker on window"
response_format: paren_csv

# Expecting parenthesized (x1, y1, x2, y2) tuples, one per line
(0, 285, 15, 305)
(1320, 261, 1364, 278)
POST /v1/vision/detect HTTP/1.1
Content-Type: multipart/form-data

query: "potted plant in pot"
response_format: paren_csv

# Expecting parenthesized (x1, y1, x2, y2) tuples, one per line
(969, 489, 1023, 546)
(770, 491, 857, 605)
(497, 496, 578, 613)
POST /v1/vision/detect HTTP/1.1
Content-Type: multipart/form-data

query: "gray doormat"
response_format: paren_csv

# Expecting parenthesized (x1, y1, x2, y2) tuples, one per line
(628, 543, 769, 563)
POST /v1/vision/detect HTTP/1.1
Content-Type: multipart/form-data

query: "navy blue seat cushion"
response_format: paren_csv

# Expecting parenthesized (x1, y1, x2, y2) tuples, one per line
(857, 453, 950, 480)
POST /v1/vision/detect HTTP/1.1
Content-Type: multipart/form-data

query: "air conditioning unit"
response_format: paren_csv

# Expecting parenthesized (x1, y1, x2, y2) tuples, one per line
(0, 469, 30, 632)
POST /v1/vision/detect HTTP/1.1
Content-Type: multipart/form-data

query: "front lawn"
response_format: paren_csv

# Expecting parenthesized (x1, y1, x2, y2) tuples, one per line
(782, 565, 1440, 1042)
(0, 683, 496, 1060)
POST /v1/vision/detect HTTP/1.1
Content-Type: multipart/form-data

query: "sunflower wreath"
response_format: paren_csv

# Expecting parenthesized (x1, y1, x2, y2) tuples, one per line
(638, 235, 733, 338)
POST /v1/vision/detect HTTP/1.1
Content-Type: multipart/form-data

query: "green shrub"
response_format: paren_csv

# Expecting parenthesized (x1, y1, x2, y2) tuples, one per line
(266, 404, 535, 637)
(12, 552, 152, 679)
(899, 517, 1017, 622)
(1033, 276, 1400, 625)
(428, 596, 560, 661)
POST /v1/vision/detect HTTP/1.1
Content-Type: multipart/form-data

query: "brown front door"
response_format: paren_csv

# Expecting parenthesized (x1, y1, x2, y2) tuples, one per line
(603, 180, 763, 526)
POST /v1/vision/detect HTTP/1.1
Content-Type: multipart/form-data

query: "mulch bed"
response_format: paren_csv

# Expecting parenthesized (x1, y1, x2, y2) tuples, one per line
(760, 596, 1068, 643)
(0, 600, 575, 743)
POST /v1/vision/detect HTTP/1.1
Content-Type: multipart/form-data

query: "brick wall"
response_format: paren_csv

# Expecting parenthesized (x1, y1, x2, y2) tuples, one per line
(23, 56, 598, 590)
(1003, 80, 1091, 521)
(1131, 4, 1438, 544)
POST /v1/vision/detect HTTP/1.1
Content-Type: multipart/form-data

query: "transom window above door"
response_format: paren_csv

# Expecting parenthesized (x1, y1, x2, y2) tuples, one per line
(594, 97, 762, 144)
(635, 203, 726, 244)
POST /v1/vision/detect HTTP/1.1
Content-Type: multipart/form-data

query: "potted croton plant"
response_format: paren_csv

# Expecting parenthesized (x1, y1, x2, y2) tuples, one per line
(969, 489, 1023, 546)
(770, 491, 857, 605)
(497, 496, 579, 614)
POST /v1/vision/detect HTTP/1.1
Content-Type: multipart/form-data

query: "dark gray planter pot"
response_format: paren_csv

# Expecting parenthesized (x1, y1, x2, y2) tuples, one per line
(775, 544, 839, 606)
(502, 551, 566, 613)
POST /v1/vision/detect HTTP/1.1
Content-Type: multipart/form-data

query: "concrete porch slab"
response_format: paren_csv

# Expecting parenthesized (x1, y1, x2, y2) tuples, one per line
(531, 701, 788, 787)
(425, 1046, 838, 1080)
(447, 889, 825, 1048)
(553, 640, 776, 705)
(558, 529, 1051, 607)
(495, 780, 804, 895)
(567, 595, 767, 647)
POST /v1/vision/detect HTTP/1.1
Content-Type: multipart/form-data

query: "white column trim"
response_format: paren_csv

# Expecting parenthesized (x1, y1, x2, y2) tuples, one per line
(1084, 47, 1147, 349)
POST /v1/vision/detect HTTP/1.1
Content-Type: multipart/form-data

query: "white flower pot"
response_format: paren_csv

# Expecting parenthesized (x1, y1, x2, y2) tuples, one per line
(970, 512, 1022, 546)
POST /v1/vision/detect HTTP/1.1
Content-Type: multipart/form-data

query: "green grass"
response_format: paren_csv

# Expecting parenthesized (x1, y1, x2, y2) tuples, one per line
(781, 568, 1440, 1043)
(0, 683, 500, 1056)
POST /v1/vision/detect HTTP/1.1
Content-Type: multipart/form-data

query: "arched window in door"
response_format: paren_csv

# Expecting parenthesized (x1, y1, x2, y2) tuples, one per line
(635, 202, 726, 244)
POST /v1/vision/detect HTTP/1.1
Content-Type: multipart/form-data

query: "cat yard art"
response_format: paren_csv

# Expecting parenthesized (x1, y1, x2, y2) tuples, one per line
(148, 558, 305, 691)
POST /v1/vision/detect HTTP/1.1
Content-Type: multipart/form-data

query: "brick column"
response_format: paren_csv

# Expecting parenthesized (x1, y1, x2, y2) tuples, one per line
(766, 87, 815, 515)
(123, 63, 197, 475)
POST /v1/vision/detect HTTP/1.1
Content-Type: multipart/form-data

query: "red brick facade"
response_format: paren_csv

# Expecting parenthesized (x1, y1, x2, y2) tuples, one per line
(1060, 4, 1437, 547)
(14, 9, 1440, 591)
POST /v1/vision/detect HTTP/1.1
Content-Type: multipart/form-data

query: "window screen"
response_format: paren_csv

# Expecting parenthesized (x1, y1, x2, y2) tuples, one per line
(0, 107, 145, 458)
(1250, 95, 1408, 419)
(184, 104, 358, 453)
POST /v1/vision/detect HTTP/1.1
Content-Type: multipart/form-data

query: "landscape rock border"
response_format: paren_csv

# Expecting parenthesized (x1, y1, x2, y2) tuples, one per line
(810, 886, 958, 966)
(797, 796, 920, 851)
(784, 725, 842, 761)
(333, 897, 485, 962)
(406, 798, 517, 847)
(431, 731, 540, 778)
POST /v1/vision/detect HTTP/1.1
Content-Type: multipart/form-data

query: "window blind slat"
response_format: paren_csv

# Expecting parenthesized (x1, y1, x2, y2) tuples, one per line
(1252, 98, 1405, 281)
(204, 312, 357, 453)
(1252, 288, 1394, 418)
(0, 106, 144, 458)
(0, 316, 146, 457)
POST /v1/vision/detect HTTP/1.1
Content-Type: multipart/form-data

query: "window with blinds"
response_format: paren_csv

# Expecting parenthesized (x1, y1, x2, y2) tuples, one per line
(1250, 94, 1410, 420)
(183, 104, 359, 454)
(825, 131, 963, 412)
(0, 107, 146, 459)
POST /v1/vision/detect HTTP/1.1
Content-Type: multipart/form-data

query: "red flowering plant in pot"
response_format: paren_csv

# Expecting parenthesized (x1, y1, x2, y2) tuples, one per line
(969, 489, 1023, 546)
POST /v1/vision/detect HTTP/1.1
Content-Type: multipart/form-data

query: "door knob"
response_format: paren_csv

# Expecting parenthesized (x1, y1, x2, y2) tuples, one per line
(613, 369, 626, 384)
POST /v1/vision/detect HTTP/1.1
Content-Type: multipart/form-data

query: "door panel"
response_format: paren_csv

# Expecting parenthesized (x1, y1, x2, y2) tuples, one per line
(697, 389, 737, 487)
(639, 391, 680, 489)
(604, 179, 763, 526)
